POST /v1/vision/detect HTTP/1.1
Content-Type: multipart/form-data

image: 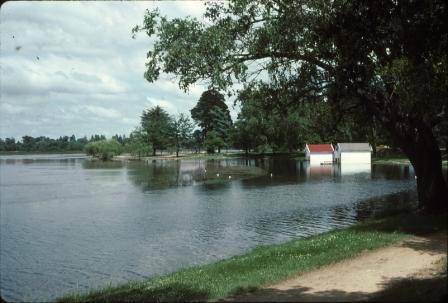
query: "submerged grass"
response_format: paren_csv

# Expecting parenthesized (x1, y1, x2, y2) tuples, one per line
(183, 153, 244, 160)
(58, 212, 446, 303)
(117, 151, 307, 162)
(181, 152, 306, 160)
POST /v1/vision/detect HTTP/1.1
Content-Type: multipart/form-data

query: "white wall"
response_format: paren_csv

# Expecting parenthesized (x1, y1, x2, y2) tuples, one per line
(340, 152, 371, 163)
(310, 153, 333, 165)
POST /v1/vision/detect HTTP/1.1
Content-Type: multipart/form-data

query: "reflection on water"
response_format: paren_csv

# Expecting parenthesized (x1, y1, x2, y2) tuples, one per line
(372, 163, 413, 180)
(125, 159, 267, 190)
(339, 162, 371, 175)
(83, 159, 124, 169)
(304, 162, 336, 180)
(303, 162, 372, 179)
(0, 154, 426, 302)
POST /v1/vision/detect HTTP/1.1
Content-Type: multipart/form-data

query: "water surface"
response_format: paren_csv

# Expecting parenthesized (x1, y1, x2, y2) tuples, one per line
(1, 154, 419, 301)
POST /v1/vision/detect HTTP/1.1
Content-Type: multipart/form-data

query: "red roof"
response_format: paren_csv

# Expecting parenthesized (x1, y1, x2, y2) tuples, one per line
(307, 144, 334, 153)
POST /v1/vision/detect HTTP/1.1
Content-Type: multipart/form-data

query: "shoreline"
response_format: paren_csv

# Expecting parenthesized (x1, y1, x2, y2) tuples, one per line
(2, 151, 446, 167)
(373, 158, 448, 167)
(225, 232, 447, 302)
(113, 152, 305, 162)
(57, 212, 446, 303)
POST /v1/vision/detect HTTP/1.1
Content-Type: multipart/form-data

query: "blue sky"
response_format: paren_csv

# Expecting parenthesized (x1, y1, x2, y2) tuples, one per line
(0, 1, 238, 139)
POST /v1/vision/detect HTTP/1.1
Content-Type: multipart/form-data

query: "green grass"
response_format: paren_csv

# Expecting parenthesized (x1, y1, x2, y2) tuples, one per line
(138, 151, 306, 161)
(373, 158, 412, 165)
(185, 151, 306, 160)
(373, 157, 448, 166)
(58, 212, 446, 303)
(182, 152, 245, 160)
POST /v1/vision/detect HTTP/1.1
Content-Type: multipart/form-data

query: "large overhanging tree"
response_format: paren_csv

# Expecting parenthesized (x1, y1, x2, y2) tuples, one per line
(133, 0, 448, 211)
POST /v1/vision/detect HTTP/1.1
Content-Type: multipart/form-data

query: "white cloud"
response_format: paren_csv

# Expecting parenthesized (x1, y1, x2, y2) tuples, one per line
(0, 103, 28, 114)
(122, 117, 139, 125)
(85, 105, 122, 119)
(145, 97, 176, 112)
(0, 1, 237, 140)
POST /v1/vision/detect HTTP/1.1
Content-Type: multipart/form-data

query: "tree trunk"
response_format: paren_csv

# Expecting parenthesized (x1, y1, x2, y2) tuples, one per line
(176, 148, 179, 157)
(245, 148, 248, 157)
(153, 148, 156, 156)
(371, 143, 377, 157)
(370, 119, 378, 157)
(401, 124, 448, 212)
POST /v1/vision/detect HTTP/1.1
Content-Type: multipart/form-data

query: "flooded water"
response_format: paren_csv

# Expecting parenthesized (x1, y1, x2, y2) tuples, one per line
(0, 154, 420, 302)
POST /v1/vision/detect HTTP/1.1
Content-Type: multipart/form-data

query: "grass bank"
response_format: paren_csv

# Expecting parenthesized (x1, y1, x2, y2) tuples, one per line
(58, 212, 446, 303)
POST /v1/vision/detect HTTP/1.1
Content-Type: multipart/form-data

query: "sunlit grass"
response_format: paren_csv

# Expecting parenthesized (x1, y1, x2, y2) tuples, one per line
(373, 158, 411, 165)
(373, 158, 448, 166)
(58, 213, 446, 303)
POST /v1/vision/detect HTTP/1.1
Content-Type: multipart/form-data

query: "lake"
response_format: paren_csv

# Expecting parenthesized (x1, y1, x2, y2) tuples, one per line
(0, 154, 419, 302)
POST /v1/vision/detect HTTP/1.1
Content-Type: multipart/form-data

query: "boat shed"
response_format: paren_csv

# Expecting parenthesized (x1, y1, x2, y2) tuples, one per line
(334, 143, 372, 163)
(305, 144, 334, 165)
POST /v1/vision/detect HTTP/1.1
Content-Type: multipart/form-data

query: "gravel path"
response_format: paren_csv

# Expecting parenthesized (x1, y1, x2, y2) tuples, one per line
(224, 232, 447, 302)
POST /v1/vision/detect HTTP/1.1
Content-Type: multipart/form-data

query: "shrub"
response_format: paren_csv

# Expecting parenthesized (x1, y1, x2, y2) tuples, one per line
(84, 139, 122, 160)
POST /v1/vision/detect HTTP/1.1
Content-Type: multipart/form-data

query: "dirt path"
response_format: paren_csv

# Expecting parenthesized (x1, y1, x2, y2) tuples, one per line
(224, 233, 447, 302)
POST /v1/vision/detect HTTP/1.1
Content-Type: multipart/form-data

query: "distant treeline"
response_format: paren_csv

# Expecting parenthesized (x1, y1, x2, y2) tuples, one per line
(0, 134, 128, 153)
(4, 88, 444, 158)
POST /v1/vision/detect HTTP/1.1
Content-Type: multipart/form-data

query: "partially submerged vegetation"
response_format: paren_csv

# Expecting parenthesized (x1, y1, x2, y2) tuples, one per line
(58, 212, 446, 303)
(84, 139, 122, 161)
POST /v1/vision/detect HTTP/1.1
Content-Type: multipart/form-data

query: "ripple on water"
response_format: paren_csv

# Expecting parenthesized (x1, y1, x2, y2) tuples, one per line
(0, 156, 421, 302)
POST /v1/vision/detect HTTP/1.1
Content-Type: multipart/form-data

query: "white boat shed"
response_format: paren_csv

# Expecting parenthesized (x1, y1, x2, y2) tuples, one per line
(305, 144, 334, 165)
(334, 143, 372, 164)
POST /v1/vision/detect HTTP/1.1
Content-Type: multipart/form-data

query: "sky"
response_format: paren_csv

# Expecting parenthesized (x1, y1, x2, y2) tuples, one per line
(0, 1, 238, 139)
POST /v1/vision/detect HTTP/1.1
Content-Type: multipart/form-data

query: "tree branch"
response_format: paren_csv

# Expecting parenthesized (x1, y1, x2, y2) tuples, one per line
(233, 52, 334, 71)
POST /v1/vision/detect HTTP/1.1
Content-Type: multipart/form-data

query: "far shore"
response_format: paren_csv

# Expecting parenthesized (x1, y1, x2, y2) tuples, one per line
(113, 151, 306, 162)
(0, 150, 85, 156)
(2, 150, 446, 167)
